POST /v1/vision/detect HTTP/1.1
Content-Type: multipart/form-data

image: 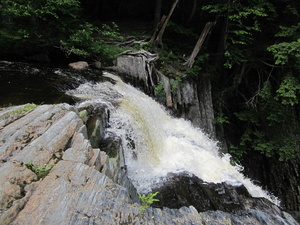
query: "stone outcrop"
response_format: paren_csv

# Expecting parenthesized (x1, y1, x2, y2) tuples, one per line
(0, 103, 298, 225)
(106, 50, 158, 95)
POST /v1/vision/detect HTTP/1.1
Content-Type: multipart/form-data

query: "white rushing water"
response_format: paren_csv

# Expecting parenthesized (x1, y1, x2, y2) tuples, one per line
(67, 72, 280, 205)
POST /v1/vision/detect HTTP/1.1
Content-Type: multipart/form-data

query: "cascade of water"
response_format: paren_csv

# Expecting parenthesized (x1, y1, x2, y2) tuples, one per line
(67, 72, 280, 206)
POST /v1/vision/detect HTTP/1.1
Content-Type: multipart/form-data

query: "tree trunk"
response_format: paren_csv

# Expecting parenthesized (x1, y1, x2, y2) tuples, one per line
(153, 0, 162, 29)
(183, 22, 215, 69)
(150, 0, 179, 49)
(186, 0, 197, 24)
(214, 0, 231, 67)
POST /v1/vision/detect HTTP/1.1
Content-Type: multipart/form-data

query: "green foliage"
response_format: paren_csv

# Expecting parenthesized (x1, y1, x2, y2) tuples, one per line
(186, 54, 209, 76)
(60, 22, 125, 64)
(0, 1, 125, 64)
(267, 11, 300, 65)
(170, 76, 182, 94)
(167, 21, 197, 38)
(0, 0, 81, 51)
(275, 75, 300, 106)
(203, 0, 274, 68)
(156, 50, 178, 75)
(100, 22, 123, 41)
(231, 126, 297, 161)
(202, 1, 300, 162)
(139, 192, 159, 213)
(230, 78, 299, 161)
(267, 40, 300, 65)
(275, 23, 300, 38)
(60, 22, 98, 57)
(25, 162, 54, 179)
(213, 115, 230, 125)
(155, 81, 166, 99)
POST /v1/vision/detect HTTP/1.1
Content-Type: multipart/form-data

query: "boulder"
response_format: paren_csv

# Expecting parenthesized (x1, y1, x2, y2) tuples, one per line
(68, 61, 89, 70)
(92, 61, 102, 70)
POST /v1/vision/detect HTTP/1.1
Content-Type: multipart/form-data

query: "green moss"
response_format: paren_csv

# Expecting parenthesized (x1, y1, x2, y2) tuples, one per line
(10, 104, 37, 116)
(25, 162, 54, 179)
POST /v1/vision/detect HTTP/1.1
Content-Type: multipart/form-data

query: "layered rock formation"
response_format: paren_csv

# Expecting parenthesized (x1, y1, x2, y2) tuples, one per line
(0, 103, 298, 225)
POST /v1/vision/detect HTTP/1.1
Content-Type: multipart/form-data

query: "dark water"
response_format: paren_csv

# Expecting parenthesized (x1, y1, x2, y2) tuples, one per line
(0, 61, 103, 107)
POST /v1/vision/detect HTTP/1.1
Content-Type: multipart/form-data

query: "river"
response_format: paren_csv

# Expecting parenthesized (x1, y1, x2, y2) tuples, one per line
(0, 60, 102, 106)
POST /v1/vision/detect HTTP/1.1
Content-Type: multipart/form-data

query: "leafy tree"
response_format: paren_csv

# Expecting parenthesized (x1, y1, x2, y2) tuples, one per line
(198, 0, 300, 161)
(202, 0, 275, 68)
(0, 0, 81, 52)
(0, 0, 125, 64)
(59, 21, 125, 64)
(232, 77, 299, 161)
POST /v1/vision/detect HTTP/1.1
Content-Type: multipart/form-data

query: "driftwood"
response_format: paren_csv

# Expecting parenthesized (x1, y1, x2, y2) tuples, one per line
(183, 22, 216, 69)
(116, 38, 147, 48)
(150, 0, 179, 48)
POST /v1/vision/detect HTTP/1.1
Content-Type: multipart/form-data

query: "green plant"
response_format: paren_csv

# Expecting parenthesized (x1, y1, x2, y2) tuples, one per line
(229, 78, 299, 161)
(25, 162, 54, 179)
(155, 81, 166, 100)
(100, 22, 123, 41)
(139, 192, 159, 213)
(60, 22, 125, 65)
(203, 1, 272, 68)
(170, 76, 182, 94)
(213, 115, 230, 125)
(275, 75, 300, 106)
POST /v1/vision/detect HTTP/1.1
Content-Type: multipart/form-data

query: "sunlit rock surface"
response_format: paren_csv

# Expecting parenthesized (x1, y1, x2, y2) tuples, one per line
(69, 61, 89, 70)
(0, 104, 298, 225)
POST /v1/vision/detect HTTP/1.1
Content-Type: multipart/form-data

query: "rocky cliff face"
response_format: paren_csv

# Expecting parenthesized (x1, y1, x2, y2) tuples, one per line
(111, 50, 216, 138)
(0, 100, 298, 224)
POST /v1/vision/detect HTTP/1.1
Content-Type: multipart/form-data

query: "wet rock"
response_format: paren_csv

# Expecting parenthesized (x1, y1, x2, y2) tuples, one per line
(77, 103, 108, 148)
(107, 50, 158, 94)
(151, 173, 299, 224)
(0, 103, 298, 225)
(171, 77, 215, 137)
(152, 173, 279, 213)
(151, 172, 252, 212)
(92, 61, 102, 70)
(69, 61, 89, 70)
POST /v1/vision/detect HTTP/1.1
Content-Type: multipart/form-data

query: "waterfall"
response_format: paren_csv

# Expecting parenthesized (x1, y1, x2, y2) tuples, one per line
(67, 72, 280, 206)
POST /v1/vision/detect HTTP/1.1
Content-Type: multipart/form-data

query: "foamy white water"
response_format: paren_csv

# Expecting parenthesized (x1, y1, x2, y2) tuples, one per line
(67, 72, 280, 205)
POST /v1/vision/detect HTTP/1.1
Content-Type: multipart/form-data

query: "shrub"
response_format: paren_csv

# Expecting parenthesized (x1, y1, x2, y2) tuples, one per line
(139, 192, 159, 213)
